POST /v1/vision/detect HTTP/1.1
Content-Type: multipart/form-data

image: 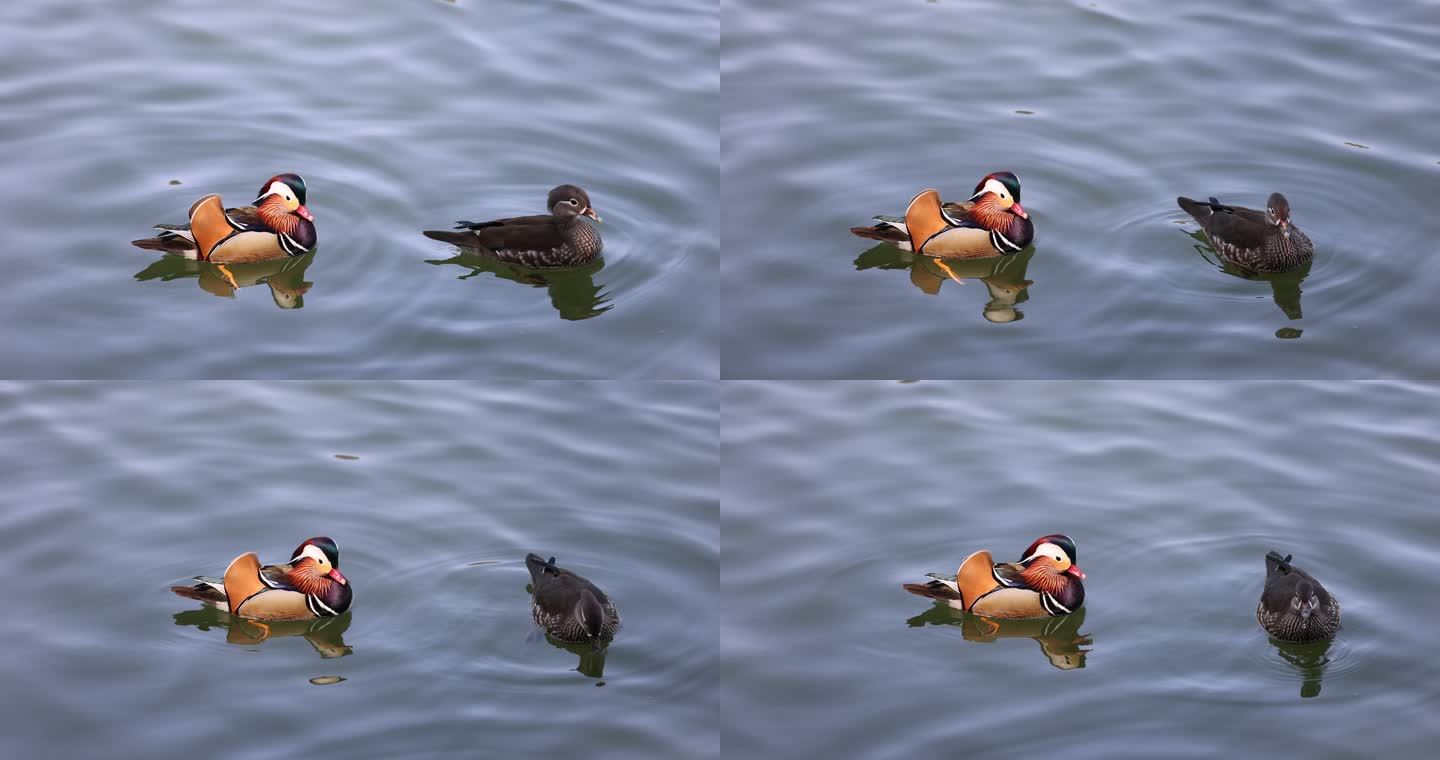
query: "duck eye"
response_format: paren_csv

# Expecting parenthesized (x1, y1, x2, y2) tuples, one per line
(1054, 556, 1062, 562)
(567, 198, 579, 206)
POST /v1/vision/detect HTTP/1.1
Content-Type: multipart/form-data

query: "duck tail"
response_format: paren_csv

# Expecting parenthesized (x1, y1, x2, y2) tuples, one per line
(902, 579, 962, 602)
(131, 235, 200, 256)
(849, 224, 909, 244)
(1265, 551, 1294, 574)
(423, 229, 482, 246)
(171, 578, 227, 605)
(1176, 196, 1212, 222)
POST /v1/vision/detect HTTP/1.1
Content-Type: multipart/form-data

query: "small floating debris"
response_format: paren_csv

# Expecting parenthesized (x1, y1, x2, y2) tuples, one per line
(309, 676, 346, 686)
(169, 179, 182, 185)
(465, 560, 501, 567)
(1275, 327, 1303, 340)
(897, 379, 919, 384)
(1014, 110, 1034, 115)
(1343, 142, 1369, 150)
(334, 454, 359, 461)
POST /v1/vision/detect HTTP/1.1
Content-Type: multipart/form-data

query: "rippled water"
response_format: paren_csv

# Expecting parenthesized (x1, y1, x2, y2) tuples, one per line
(723, 381, 1440, 757)
(723, 0, 1440, 377)
(0, 0, 717, 378)
(0, 383, 717, 757)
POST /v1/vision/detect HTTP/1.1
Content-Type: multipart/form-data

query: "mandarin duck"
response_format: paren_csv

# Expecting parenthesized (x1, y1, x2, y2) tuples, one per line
(171, 537, 352, 621)
(1176, 192, 1313, 272)
(525, 553, 621, 646)
(1257, 551, 1340, 642)
(851, 172, 1034, 267)
(423, 185, 603, 268)
(132, 174, 316, 287)
(903, 534, 1085, 619)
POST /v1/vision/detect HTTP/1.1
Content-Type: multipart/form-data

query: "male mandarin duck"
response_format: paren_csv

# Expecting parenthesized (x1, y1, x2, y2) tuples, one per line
(525, 553, 621, 646)
(422, 185, 603, 268)
(1176, 192, 1313, 272)
(1257, 551, 1340, 642)
(851, 172, 1034, 261)
(903, 534, 1085, 619)
(171, 537, 352, 621)
(132, 173, 317, 287)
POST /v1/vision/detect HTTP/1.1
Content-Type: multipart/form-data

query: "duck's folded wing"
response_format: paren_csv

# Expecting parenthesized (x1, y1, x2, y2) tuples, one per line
(454, 213, 552, 231)
(259, 562, 300, 591)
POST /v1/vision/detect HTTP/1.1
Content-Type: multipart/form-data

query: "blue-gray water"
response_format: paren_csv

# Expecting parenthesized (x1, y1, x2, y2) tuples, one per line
(723, 0, 1440, 377)
(723, 381, 1440, 758)
(0, 382, 717, 758)
(0, 0, 717, 378)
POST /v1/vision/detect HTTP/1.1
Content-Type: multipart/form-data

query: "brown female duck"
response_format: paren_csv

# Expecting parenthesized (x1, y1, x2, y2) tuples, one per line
(526, 553, 620, 646)
(1257, 551, 1340, 642)
(1177, 192, 1313, 272)
(423, 185, 603, 268)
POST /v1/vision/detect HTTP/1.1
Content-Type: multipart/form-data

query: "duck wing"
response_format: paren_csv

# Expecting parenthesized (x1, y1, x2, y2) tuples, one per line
(454, 213, 553, 231)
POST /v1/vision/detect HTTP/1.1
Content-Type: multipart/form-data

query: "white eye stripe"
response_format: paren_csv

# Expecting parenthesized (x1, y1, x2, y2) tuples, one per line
(291, 544, 330, 564)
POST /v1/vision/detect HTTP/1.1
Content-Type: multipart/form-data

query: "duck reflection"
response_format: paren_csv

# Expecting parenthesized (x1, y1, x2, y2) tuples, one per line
(1267, 637, 1332, 698)
(1183, 227, 1310, 321)
(905, 605, 1092, 670)
(425, 252, 612, 321)
(173, 605, 354, 659)
(524, 581, 611, 678)
(853, 244, 1036, 324)
(544, 635, 611, 679)
(133, 251, 315, 309)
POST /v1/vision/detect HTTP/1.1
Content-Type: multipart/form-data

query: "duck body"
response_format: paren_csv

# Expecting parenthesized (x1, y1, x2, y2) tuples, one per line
(850, 172, 1033, 259)
(1257, 551, 1340, 642)
(1177, 193, 1312, 272)
(525, 552, 620, 645)
(423, 184, 603, 268)
(132, 174, 316, 263)
(171, 537, 351, 621)
(903, 534, 1085, 619)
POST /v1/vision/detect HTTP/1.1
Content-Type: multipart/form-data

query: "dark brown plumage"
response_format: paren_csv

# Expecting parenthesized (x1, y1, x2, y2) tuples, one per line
(1177, 192, 1313, 272)
(424, 185, 603, 268)
(526, 553, 620, 646)
(1257, 551, 1340, 642)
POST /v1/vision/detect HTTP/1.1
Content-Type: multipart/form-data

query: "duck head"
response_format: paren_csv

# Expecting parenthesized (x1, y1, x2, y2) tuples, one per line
(255, 173, 314, 222)
(969, 171, 1027, 220)
(548, 184, 600, 222)
(1266, 192, 1291, 239)
(1020, 534, 1085, 580)
(1290, 579, 1320, 620)
(288, 536, 347, 589)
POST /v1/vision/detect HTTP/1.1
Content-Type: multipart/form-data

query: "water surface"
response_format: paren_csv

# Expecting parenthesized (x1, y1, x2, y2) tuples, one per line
(723, 381, 1440, 757)
(0, 0, 717, 378)
(723, 0, 1440, 377)
(0, 382, 718, 758)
